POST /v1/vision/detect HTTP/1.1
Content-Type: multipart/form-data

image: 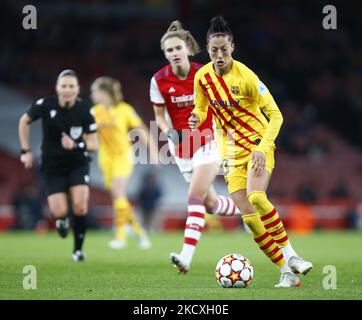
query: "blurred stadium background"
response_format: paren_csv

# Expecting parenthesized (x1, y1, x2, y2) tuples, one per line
(0, 0, 361, 235)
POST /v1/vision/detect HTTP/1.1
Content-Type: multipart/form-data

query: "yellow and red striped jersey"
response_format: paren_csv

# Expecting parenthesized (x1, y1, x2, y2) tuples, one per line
(193, 60, 283, 165)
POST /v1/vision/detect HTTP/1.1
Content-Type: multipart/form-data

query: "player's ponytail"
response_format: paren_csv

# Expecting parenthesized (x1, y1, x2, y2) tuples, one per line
(91, 77, 123, 105)
(112, 79, 123, 104)
(160, 20, 200, 56)
(207, 16, 233, 43)
(167, 20, 183, 33)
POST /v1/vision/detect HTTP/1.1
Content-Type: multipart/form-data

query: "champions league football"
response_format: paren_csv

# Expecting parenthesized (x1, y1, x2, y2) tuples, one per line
(215, 254, 254, 288)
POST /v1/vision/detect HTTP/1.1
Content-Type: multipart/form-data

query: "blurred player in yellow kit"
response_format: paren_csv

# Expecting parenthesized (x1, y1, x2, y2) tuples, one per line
(189, 17, 313, 287)
(91, 76, 158, 250)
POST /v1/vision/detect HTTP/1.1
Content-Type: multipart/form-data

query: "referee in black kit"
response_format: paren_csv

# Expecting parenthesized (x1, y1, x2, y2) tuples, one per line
(18, 69, 98, 262)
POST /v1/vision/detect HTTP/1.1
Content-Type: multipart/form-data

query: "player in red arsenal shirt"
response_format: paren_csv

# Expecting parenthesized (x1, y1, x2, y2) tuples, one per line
(150, 21, 240, 273)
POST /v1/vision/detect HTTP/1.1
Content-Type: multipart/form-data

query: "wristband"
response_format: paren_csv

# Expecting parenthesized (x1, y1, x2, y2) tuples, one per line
(167, 129, 183, 145)
(20, 149, 31, 155)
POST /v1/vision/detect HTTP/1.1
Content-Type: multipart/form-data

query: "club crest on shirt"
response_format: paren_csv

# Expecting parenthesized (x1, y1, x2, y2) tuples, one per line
(70, 126, 83, 140)
(50, 110, 57, 118)
(231, 85, 240, 95)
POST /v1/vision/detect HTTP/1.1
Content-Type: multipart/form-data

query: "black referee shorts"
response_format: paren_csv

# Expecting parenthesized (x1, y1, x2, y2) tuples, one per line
(42, 164, 90, 197)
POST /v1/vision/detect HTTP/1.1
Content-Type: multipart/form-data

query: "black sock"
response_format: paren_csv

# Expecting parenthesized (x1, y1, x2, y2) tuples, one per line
(73, 215, 87, 252)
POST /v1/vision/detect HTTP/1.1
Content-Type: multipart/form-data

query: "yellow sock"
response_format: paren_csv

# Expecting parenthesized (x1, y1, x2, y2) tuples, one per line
(247, 191, 290, 248)
(128, 213, 143, 237)
(242, 213, 286, 268)
(116, 225, 126, 241)
(113, 197, 132, 241)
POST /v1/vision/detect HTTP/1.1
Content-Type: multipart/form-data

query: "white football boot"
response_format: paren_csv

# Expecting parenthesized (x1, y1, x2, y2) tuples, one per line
(288, 256, 313, 275)
(170, 252, 190, 274)
(108, 239, 127, 250)
(139, 235, 152, 250)
(274, 272, 301, 288)
(72, 250, 85, 262)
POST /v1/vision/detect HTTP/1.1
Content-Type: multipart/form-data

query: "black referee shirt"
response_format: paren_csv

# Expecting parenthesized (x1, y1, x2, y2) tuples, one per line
(26, 96, 97, 173)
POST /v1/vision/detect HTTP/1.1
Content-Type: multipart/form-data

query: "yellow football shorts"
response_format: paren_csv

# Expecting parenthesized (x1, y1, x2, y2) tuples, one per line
(99, 155, 133, 190)
(223, 149, 275, 194)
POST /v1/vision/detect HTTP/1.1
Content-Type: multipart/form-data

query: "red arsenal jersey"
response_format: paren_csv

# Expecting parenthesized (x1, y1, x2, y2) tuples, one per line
(150, 61, 214, 158)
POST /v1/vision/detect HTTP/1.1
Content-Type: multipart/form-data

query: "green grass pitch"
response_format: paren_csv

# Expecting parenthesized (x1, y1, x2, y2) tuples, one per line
(0, 230, 361, 300)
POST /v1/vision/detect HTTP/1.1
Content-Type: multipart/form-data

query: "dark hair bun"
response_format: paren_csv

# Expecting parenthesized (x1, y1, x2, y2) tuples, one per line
(210, 16, 228, 31)
(207, 16, 233, 41)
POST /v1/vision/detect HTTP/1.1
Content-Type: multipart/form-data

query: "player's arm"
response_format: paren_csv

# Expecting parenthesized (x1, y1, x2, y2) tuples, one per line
(62, 104, 99, 151)
(247, 70, 283, 155)
(189, 73, 209, 129)
(83, 132, 98, 151)
(153, 105, 170, 135)
(61, 131, 98, 151)
(246, 69, 283, 174)
(18, 99, 44, 169)
(152, 105, 181, 145)
(258, 98, 283, 154)
(150, 77, 171, 135)
(83, 106, 99, 151)
(150, 77, 182, 144)
(18, 113, 33, 169)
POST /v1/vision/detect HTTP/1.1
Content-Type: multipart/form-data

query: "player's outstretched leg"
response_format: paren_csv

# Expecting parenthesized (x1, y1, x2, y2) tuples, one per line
(242, 212, 300, 287)
(247, 191, 313, 275)
(170, 196, 206, 273)
(207, 195, 241, 216)
(204, 187, 240, 216)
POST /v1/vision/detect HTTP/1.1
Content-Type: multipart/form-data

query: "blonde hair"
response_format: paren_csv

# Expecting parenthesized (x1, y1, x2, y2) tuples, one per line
(160, 20, 200, 56)
(91, 76, 123, 104)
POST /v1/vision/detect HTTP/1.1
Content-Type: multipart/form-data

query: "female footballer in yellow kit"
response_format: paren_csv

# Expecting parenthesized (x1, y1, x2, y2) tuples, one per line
(91, 77, 157, 250)
(189, 17, 313, 287)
